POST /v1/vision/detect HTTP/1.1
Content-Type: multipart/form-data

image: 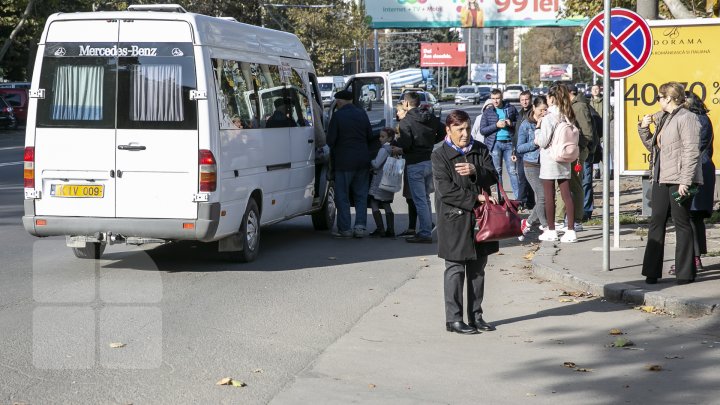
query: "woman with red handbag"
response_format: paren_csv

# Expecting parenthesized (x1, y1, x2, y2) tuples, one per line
(431, 110, 499, 335)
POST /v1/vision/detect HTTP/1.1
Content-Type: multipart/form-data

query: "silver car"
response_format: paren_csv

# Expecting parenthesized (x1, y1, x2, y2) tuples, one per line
(502, 84, 528, 102)
(454, 85, 481, 105)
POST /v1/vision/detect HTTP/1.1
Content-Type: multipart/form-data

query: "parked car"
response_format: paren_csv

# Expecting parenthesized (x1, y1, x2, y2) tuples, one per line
(502, 84, 529, 102)
(0, 88, 28, 124)
(454, 85, 481, 105)
(0, 95, 17, 129)
(440, 86, 458, 101)
(397, 90, 441, 118)
(531, 87, 548, 97)
(477, 86, 492, 102)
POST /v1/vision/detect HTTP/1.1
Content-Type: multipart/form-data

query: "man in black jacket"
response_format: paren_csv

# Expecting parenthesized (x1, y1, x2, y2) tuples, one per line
(327, 90, 373, 238)
(514, 90, 535, 209)
(397, 92, 446, 243)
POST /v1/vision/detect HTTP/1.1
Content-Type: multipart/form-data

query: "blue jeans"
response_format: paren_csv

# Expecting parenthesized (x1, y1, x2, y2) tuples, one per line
(582, 159, 594, 218)
(407, 160, 433, 238)
(334, 169, 370, 232)
(491, 141, 519, 197)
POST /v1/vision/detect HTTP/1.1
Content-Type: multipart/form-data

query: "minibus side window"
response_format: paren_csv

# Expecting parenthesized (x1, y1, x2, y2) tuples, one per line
(212, 58, 256, 129)
(287, 69, 311, 127)
(36, 54, 116, 128)
(117, 43, 197, 130)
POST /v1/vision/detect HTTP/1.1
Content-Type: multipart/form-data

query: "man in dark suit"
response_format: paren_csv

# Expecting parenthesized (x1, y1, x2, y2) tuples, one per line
(327, 90, 373, 238)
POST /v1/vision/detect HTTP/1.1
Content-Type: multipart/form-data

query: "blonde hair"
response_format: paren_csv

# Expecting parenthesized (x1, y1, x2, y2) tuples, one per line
(547, 85, 575, 122)
(659, 82, 687, 107)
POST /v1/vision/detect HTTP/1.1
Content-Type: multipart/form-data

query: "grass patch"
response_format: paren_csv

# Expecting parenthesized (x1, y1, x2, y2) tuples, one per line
(706, 250, 720, 257)
(584, 215, 648, 226)
(705, 211, 720, 224)
(634, 228, 648, 236)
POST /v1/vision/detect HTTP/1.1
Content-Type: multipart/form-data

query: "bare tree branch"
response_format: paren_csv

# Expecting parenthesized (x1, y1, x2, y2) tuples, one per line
(662, 0, 696, 18)
(0, 0, 39, 65)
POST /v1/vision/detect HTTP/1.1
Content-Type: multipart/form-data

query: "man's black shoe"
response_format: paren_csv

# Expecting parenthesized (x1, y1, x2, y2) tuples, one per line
(469, 317, 496, 331)
(645, 277, 658, 284)
(445, 321, 479, 334)
(406, 236, 432, 244)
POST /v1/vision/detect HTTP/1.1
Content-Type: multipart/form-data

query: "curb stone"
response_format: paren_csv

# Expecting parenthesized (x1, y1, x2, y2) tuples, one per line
(530, 242, 718, 317)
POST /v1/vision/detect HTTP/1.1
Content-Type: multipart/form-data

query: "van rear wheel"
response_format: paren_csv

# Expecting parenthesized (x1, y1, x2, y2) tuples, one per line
(235, 199, 260, 263)
(312, 183, 335, 230)
(72, 242, 106, 259)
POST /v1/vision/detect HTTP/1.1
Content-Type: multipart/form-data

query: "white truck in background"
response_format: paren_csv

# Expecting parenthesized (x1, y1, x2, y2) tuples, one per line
(318, 76, 345, 107)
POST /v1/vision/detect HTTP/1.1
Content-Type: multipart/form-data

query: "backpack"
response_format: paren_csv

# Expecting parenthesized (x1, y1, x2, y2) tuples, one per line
(548, 117, 580, 163)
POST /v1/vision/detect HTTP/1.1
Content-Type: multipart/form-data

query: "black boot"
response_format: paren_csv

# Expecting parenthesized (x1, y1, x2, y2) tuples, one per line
(370, 211, 384, 237)
(384, 212, 395, 237)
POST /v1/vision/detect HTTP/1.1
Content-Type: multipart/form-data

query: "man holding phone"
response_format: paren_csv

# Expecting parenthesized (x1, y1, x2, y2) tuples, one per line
(479, 89, 519, 196)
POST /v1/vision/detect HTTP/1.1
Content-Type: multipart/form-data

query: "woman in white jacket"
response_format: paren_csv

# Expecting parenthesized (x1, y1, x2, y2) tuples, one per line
(533, 85, 577, 243)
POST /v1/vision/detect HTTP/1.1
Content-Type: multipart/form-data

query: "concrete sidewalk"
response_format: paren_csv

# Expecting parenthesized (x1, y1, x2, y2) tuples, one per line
(530, 223, 720, 317)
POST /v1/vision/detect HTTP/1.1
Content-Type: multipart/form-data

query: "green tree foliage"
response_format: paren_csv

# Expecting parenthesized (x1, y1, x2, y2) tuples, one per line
(514, 27, 594, 87)
(561, 0, 711, 19)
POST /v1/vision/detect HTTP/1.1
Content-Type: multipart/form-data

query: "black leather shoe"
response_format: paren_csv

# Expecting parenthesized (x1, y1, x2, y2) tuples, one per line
(445, 321, 479, 334)
(406, 236, 432, 244)
(645, 277, 658, 284)
(470, 317, 496, 331)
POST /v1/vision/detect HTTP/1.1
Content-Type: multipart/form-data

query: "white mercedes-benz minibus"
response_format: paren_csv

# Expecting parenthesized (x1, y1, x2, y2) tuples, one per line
(22, 4, 336, 262)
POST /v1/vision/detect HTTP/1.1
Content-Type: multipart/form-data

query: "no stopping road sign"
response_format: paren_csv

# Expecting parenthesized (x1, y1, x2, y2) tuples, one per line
(581, 8, 653, 79)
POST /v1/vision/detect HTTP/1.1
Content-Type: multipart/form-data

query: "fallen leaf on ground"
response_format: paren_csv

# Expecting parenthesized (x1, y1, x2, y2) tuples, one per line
(526, 393, 536, 397)
(368, 384, 376, 389)
(252, 368, 264, 373)
(664, 355, 683, 359)
(109, 342, 126, 348)
(646, 364, 663, 371)
(419, 258, 427, 261)
(611, 337, 634, 348)
(559, 298, 574, 303)
(575, 368, 593, 372)
(497, 252, 505, 255)
(609, 328, 623, 335)
(563, 362, 576, 368)
(216, 377, 246, 387)
(639, 306, 655, 313)
(523, 251, 535, 260)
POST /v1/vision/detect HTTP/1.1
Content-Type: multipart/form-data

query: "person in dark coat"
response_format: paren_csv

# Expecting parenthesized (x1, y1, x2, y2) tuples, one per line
(265, 98, 297, 128)
(432, 109, 499, 335)
(687, 92, 715, 271)
(327, 90, 373, 238)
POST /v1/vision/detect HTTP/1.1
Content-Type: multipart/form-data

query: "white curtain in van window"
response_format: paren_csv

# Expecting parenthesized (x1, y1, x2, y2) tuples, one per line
(52, 65, 104, 120)
(131, 64, 184, 122)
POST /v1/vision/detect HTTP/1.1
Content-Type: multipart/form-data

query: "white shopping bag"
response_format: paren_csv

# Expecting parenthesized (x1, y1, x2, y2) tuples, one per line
(379, 156, 405, 193)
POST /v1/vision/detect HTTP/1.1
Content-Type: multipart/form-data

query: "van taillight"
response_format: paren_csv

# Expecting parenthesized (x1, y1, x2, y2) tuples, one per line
(199, 149, 217, 192)
(24, 146, 35, 188)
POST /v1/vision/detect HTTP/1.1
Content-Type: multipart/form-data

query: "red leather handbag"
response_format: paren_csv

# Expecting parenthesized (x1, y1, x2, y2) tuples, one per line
(473, 183, 523, 243)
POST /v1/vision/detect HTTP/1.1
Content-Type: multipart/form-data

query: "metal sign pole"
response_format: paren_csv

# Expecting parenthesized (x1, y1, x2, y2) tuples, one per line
(602, 0, 611, 271)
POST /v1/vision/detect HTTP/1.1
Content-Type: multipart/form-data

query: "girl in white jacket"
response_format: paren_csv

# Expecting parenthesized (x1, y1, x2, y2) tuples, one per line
(533, 85, 577, 243)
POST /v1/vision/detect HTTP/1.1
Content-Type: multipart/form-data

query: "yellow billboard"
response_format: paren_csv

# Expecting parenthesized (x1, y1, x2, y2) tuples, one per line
(622, 20, 720, 174)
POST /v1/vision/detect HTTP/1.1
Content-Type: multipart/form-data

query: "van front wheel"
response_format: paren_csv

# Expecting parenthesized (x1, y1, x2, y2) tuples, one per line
(236, 199, 260, 262)
(72, 242, 106, 259)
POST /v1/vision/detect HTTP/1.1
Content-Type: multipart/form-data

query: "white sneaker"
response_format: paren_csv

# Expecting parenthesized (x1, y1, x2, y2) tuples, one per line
(538, 230, 559, 242)
(539, 224, 548, 232)
(560, 230, 578, 243)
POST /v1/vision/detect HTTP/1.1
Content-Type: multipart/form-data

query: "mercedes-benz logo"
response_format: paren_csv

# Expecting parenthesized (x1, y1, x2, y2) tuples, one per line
(54, 47, 66, 56)
(171, 48, 184, 56)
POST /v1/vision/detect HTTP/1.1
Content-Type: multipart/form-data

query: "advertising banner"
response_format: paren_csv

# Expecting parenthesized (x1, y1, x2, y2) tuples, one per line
(471, 63, 506, 84)
(539, 64, 572, 81)
(420, 43, 467, 67)
(366, 0, 585, 28)
(621, 20, 720, 174)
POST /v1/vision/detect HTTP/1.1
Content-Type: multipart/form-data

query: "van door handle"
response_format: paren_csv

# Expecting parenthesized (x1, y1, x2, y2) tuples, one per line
(118, 144, 146, 151)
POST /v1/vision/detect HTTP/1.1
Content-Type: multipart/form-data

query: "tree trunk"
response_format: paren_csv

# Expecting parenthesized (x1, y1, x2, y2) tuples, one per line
(663, 0, 697, 18)
(0, 0, 38, 65)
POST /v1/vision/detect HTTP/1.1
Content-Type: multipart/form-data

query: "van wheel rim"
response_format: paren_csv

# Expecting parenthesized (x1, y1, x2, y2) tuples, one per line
(246, 211, 259, 251)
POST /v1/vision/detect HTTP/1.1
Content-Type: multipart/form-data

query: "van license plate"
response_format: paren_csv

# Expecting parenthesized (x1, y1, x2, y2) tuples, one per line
(51, 184, 104, 198)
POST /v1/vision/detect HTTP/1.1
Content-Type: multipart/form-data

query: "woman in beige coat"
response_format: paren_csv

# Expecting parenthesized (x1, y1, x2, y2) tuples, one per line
(638, 82, 703, 285)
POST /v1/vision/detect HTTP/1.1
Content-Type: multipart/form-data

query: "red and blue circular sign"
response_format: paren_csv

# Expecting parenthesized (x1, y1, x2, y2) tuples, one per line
(581, 8, 653, 79)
